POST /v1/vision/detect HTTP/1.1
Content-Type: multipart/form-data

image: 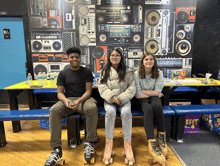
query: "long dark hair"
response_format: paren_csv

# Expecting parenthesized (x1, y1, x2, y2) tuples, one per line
(138, 53, 159, 79)
(100, 48, 127, 83)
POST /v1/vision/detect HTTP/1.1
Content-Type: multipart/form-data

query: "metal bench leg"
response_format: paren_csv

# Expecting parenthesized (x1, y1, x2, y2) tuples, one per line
(0, 121, 7, 147)
(67, 119, 81, 149)
(177, 115, 186, 143)
(164, 116, 171, 142)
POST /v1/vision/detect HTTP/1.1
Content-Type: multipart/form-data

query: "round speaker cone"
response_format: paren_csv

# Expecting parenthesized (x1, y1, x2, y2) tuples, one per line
(79, 5, 89, 16)
(53, 41, 61, 51)
(133, 34, 140, 43)
(145, 40, 158, 54)
(92, 47, 104, 59)
(33, 41, 42, 51)
(99, 34, 107, 42)
(176, 30, 186, 39)
(176, 40, 191, 56)
(80, 35, 90, 45)
(34, 64, 47, 75)
(147, 11, 160, 26)
(177, 10, 189, 23)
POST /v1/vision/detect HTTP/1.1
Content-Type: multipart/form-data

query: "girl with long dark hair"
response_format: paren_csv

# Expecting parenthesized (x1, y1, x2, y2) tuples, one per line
(98, 48, 136, 165)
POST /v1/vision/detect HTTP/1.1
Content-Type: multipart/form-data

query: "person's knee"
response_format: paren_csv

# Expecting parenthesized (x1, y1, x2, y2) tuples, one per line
(85, 104, 98, 115)
(105, 107, 116, 118)
(121, 108, 132, 117)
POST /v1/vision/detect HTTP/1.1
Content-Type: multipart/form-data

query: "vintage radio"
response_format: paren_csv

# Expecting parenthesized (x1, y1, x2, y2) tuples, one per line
(31, 40, 63, 53)
(127, 47, 143, 59)
(29, 17, 48, 28)
(80, 46, 91, 65)
(48, 0, 62, 28)
(176, 7, 196, 24)
(30, 30, 62, 40)
(97, 24, 131, 45)
(62, 32, 77, 52)
(48, 62, 62, 77)
(78, 5, 96, 46)
(157, 58, 183, 68)
(145, 0, 170, 5)
(144, 9, 170, 55)
(63, 1, 76, 29)
(30, 0, 48, 16)
(96, 5, 131, 24)
(92, 46, 107, 71)
(33, 62, 48, 79)
(128, 59, 141, 70)
(175, 24, 194, 58)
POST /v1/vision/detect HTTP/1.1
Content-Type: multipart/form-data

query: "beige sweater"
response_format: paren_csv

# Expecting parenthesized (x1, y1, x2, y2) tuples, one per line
(98, 67, 136, 105)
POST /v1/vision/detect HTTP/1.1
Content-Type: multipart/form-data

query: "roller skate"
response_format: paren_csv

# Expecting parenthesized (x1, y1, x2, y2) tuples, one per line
(158, 132, 168, 159)
(122, 139, 135, 165)
(44, 147, 65, 166)
(103, 138, 114, 164)
(83, 141, 95, 164)
(148, 139, 167, 166)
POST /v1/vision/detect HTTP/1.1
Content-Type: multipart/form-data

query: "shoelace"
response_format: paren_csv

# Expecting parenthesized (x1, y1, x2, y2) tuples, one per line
(151, 141, 162, 155)
(47, 152, 61, 164)
(84, 142, 94, 157)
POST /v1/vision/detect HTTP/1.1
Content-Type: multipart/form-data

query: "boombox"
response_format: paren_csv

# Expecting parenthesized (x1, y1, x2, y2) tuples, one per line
(30, 30, 62, 40)
(62, 32, 77, 52)
(96, 5, 131, 24)
(176, 7, 196, 24)
(29, 0, 48, 16)
(144, 9, 170, 55)
(128, 59, 141, 70)
(32, 54, 54, 62)
(92, 46, 107, 72)
(64, 0, 95, 5)
(33, 62, 48, 79)
(157, 58, 183, 68)
(175, 24, 194, 58)
(127, 47, 143, 59)
(31, 40, 63, 53)
(145, 0, 170, 5)
(29, 17, 62, 29)
(78, 5, 96, 46)
(63, 1, 76, 29)
(97, 24, 131, 45)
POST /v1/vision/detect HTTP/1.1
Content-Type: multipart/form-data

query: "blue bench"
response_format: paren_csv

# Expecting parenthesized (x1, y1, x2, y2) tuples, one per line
(81, 106, 175, 142)
(170, 104, 220, 143)
(0, 108, 81, 148)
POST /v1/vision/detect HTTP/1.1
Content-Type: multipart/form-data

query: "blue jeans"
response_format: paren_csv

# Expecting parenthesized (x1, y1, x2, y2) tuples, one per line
(104, 101, 132, 140)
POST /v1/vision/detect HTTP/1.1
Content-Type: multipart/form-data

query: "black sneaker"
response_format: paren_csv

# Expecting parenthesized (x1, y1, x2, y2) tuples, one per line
(44, 147, 62, 166)
(84, 141, 94, 162)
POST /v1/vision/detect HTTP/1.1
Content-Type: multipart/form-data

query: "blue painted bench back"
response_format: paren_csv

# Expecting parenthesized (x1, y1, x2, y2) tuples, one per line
(170, 104, 220, 115)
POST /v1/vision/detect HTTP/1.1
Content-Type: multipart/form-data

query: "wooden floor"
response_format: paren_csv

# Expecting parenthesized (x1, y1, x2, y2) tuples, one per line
(0, 118, 183, 166)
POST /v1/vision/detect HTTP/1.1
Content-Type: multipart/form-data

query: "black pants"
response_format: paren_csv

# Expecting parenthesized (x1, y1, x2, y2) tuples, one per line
(139, 96, 165, 139)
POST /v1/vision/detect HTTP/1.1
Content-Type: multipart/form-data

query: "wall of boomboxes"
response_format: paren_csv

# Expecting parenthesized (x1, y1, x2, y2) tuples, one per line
(28, 0, 197, 79)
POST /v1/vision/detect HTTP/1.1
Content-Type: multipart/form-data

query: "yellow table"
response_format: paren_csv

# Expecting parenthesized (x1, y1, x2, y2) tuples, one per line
(162, 78, 220, 106)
